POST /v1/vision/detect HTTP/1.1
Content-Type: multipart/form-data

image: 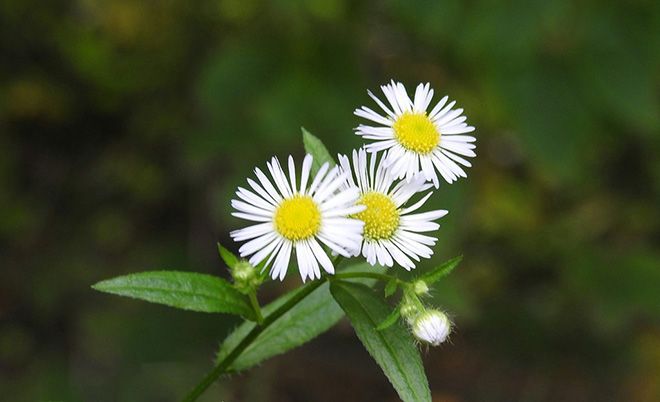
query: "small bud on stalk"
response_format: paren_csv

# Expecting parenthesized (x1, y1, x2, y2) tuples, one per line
(231, 260, 261, 294)
(412, 280, 429, 295)
(399, 299, 421, 325)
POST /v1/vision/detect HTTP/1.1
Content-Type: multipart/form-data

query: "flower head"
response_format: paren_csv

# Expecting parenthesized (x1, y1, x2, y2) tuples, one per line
(338, 148, 448, 270)
(355, 80, 476, 187)
(230, 155, 365, 282)
(412, 310, 451, 346)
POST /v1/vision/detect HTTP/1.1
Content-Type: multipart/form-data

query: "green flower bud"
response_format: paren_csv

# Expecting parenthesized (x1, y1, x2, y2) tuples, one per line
(231, 260, 261, 293)
(412, 280, 429, 295)
(399, 299, 422, 325)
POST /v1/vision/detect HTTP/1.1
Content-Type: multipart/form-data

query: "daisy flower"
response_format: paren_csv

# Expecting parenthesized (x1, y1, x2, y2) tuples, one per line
(338, 148, 448, 270)
(230, 155, 365, 282)
(354, 80, 476, 187)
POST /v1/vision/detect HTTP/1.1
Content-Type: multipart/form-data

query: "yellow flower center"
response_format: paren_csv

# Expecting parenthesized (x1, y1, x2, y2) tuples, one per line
(393, 112, 440, 154)
(274, 195, 321, 241)
(353, 192, 399, 240)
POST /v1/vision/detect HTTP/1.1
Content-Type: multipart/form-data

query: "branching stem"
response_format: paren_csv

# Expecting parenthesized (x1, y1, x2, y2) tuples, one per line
(181, 279, 324, 402)
(181, 269, 396, 401)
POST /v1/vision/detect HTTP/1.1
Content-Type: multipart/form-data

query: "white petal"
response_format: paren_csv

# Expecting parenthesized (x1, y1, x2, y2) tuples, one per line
(428, 95, 448, 120)
(435, 108, 464, 127)
(355, 106, 392, 126)
(440, 141, 477, 157)
(320, 187, 360, 211)
(296, 241, 311, 282)
(267, 157, 293, 199)
(430, 100, 456, 122)
(308, 162, 330, 195)
(368, 89, 397, 119)
(249, 236, 283, 267)
(236, 186, 276, 210)
(399, 191, 433, 215)
(317, 234, 352, 257)
(382, 240, 415, 270)
(239, 231, 278, 256)
(231, 212, 272, 222)
(300, 154, 313, 193)
(253, 168, 283, 203)
(442, 125, 476, 135)
(231, 199, 272, 217)
(309, 238, 334, 275)
(272, 241, 292, 281)
(441, 149, 473, 167)
(230, 222, 274, 241)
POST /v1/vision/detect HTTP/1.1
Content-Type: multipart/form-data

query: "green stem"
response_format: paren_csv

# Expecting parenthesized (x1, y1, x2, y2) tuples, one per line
(333, 271, 399, 283)
(402, 287, 427, 316)
(248, 291, 263, 324)
(181, 279, 325, 402)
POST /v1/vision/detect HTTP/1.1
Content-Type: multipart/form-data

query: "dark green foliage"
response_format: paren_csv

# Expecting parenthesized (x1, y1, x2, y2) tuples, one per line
(92, 271, 255, 320)
(376, 305, 401, 331)
(417, 256, 462, 285)
(217, 281, 343, 371)
(216, 262, 384, 371)
(331, 281, 431, 402)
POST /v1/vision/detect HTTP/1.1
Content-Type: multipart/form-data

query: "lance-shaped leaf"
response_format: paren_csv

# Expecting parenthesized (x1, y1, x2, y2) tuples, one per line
(376, 305, 401, 331)
(92, 271, 255, 320)
(417, 255, 463, 285)
(217, 280, 340, 371)
(330, 280, 431, 402)
(217, 262, 383, 371)
(217, 242, 239, 269)
(302, 127, 335, 175)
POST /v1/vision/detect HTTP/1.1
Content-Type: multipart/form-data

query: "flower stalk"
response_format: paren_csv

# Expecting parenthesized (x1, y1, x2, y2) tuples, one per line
(181, 278, 325, 402)
(182, 268, 407, 402)
(248, 290, 263, 325)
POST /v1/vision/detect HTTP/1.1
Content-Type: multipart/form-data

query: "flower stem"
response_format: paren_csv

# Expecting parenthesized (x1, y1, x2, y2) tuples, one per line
(333, 271, 399, 283)
(181, 279, 325, 402)
(248, 290, 264, 324)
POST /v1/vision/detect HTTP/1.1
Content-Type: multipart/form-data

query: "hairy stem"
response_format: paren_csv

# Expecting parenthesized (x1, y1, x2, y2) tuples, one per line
(181, 279, 325, 402)
(248, 291, 263, 324)
(333, 271, 399, 283)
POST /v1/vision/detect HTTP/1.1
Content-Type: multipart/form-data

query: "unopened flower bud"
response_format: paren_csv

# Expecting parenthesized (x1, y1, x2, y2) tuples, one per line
(412, 310, 451, 346)
(231, 260, 260, 293)
(399, 300, 421, 325)
(412, 280, 429, 295)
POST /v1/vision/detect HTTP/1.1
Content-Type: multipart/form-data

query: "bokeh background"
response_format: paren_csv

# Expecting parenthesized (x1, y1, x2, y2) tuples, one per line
(1, 0, 659, 401)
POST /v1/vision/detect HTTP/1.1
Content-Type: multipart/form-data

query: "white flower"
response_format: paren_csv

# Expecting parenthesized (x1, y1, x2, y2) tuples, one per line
(230, 154, 365, 282)
(354, 80, 476, 187)
(412, 310, 451, 346)
(338, 148, 448, 270)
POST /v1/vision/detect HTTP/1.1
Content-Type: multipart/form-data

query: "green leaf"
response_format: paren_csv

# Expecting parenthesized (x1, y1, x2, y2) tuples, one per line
(384, 278, 398, 297)
(330, 281, 431, 402)
(217, 262, 383, 371)
(418, 255, 462, 285)
(301, 127, 335, 175)
(217, 281, 341, 371)
(217, 242, 239, 269)
(376, 306, 401, 331)
(92, 271, 254, 320)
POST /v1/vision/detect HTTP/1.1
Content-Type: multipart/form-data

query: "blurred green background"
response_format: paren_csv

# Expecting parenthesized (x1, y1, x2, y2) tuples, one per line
(1, 0, 659, 401)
